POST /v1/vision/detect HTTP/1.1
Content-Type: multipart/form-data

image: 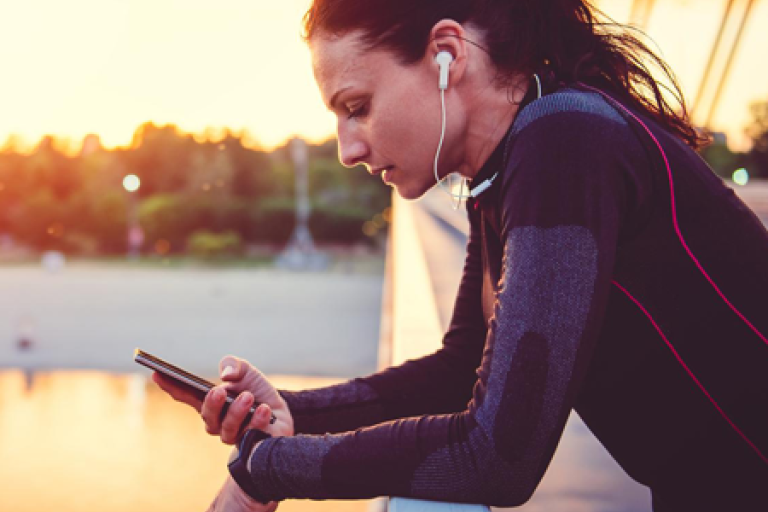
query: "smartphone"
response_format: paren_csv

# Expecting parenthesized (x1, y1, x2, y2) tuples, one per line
(134, 348, 275, 425)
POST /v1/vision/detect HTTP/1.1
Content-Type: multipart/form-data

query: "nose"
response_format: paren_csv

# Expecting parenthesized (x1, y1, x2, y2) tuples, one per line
(337, 123, 369, 168)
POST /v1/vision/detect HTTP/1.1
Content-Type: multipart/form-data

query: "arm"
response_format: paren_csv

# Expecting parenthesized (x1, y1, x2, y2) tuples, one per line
(280, 205, 489, 434)
(249, 106, 635, 506)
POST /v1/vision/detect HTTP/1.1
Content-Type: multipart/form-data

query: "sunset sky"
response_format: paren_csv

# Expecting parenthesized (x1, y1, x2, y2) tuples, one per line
(1, 0, 765, 153)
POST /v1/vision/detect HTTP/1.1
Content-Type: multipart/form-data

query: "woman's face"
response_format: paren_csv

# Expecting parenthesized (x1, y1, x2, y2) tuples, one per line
(311, 31, 461, 200)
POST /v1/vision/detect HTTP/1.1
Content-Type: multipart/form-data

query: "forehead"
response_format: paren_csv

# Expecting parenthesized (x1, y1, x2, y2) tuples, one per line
(310, 32, 385, 106)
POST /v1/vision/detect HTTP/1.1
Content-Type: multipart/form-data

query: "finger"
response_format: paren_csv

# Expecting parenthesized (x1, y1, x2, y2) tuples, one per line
(201, 385, 228, 436)
(152, 372, 203, 411)
(219, 355, 245, 382)
(220, 392, 255, 445)
(247, 403, 273, 432)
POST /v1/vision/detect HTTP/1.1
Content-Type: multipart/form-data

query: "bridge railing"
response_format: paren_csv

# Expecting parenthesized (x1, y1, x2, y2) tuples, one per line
(376, 192, 490, 512)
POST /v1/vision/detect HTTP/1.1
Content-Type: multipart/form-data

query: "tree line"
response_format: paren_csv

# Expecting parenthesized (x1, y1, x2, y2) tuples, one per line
(0, 123, 391, 257)
(1, 98, 767, 258)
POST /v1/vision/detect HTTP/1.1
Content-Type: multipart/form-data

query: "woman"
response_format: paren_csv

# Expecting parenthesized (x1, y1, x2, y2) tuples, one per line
(155, 1, 768, 510)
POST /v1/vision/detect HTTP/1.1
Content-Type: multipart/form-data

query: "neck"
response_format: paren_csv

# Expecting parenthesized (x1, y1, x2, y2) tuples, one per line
(455, 75, 529, 181)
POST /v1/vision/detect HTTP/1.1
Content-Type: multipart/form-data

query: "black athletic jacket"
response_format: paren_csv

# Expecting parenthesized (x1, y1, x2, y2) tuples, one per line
(246, 87, 768, 511)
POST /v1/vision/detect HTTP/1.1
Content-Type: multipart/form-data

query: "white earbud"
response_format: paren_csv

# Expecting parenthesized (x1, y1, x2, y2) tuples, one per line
(435, 51, 453, 91)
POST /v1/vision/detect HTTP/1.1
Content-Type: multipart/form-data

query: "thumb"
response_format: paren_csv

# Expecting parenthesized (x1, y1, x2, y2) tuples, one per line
(219, 355, 244, 381)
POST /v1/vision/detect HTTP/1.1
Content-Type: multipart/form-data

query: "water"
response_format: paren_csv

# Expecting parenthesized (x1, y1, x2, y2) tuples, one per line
(0, 370, 370, 512)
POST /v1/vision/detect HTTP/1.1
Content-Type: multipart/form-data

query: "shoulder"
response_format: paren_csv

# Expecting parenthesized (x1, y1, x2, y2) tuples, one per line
(510, 87, 630, 138)
(498, 87, 648, 194)
(491, 88, 649, 236)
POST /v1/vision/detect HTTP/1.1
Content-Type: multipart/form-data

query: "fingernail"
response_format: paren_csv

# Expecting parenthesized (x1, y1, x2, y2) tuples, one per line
(221, 366, 235, 378)
(240, 393, 254, 406)
(214, 388, 225, 401)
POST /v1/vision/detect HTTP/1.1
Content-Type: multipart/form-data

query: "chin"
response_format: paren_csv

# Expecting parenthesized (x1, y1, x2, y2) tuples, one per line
(394, 184, 429, 201)
(393, 178, 434, 201)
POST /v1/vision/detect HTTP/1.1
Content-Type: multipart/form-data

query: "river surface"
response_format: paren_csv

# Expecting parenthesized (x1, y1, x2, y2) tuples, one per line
(0, 370, 369, 512)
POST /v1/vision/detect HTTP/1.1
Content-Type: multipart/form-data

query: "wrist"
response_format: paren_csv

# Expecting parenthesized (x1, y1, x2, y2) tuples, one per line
(246, 440, 265, 473)
(273, 395, 295, 436)
(228, 429, 272, 504)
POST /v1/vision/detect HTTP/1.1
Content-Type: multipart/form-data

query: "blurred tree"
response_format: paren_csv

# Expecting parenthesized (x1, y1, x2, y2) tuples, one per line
(746, 99, 768, 179)
(127, 123, 198, 196)
(699, 138, 745, 179)
(88, 190, 129, 253)
(187, 230, 242, 259)
(218, 133, 273, 198)
(0, 126, 390, 255)
(138, 194, 191, 249)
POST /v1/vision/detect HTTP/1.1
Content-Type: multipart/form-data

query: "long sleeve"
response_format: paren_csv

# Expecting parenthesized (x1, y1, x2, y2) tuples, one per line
(279, 203, 489, 434)
(249, 92, 637, 506)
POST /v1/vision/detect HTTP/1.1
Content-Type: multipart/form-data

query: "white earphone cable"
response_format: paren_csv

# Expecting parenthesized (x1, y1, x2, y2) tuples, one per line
(434, 88, 471, 209)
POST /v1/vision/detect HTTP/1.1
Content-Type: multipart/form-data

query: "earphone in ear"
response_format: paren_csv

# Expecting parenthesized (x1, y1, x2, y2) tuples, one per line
(435, 51, 453, 91)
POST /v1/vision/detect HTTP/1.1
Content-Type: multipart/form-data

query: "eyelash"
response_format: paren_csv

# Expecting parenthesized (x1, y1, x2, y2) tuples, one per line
(347, 102, 369, 120)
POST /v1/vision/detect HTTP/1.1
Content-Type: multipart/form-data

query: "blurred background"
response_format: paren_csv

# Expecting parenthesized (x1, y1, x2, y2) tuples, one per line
(0, 0, 766, 511)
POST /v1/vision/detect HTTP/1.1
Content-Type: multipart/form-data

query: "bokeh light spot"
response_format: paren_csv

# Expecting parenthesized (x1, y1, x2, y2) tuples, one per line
(122, 174, 141, 192)
(733, 168, 749, 186)
(362, 221, 377, 237)
(46, 223, 65, 238)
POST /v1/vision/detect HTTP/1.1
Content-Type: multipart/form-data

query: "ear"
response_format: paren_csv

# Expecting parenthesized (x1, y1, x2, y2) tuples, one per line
(425, 19, 468, 89)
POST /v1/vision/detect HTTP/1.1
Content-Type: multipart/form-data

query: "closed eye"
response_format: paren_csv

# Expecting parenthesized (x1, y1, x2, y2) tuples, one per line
(347, 102, 369, 120)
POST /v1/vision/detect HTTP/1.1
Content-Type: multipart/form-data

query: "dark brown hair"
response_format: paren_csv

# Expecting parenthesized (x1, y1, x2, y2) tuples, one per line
(303, 0, 707, 148)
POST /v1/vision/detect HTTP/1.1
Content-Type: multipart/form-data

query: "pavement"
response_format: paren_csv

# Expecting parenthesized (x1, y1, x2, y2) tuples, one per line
(0, 260, 384, 379)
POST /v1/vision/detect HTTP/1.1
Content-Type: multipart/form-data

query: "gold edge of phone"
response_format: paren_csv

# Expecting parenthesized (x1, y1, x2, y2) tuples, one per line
(134, 352, 214, 396)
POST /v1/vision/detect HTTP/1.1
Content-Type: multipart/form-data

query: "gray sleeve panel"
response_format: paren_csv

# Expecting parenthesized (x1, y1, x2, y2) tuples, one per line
(411, 226, 598, 502)
(249, 434, 346, 498)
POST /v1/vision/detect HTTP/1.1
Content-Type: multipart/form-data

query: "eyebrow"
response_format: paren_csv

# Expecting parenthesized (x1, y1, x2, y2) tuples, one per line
(328, 86, 353, 111)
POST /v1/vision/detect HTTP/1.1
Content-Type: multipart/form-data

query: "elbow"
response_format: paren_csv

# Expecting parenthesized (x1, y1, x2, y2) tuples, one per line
(478, 475, 535, 508)
(484, 488, 534, 508)
(471, 445, 539, 506)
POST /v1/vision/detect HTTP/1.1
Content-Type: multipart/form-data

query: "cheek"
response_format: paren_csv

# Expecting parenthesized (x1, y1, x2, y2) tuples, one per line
(373, 99, 438, 163)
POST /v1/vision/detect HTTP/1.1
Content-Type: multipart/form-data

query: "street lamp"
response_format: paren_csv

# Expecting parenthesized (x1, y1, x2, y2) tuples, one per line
(276, 138, 328, 270)
(123, 174, 143, 258)
(123, 174, 141, 193)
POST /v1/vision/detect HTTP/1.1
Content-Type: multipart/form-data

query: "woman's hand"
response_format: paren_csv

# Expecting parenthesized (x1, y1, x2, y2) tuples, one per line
(152, 355, 294, 444)
(206, 476, 278, 512)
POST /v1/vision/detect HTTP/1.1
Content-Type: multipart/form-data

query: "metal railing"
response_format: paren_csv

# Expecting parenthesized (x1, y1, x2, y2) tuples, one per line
(377, 192, 489, 512)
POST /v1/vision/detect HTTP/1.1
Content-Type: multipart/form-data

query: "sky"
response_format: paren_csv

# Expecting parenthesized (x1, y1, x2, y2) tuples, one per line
(0, 0, 765, 153)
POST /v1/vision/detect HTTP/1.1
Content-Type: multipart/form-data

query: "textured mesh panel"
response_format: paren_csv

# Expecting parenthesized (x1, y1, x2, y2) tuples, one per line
(249, 434, 346, 499)
(511, 89, 627, 136)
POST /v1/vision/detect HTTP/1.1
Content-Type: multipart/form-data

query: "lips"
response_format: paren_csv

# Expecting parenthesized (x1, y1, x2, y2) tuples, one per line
(381, 168, 394, 184)
(370, 165, 394, 176)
